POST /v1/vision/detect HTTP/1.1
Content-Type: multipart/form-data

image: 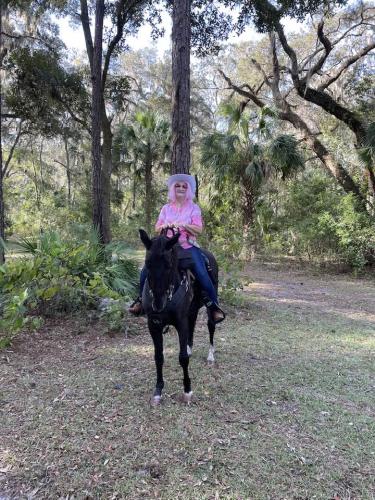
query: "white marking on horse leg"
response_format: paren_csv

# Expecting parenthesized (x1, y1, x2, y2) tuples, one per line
(182, 391, 193, 404)
(150, 395, 162, 406)
(207, 345, 215, 363)
(187, 345, 192, 357)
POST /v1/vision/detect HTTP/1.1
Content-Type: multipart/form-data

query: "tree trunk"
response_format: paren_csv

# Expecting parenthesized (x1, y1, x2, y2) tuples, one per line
(171, 0, 191, 174)
(0, 4, 5, 264)
(91, 0, 105, 243)
(240, 176, 256, 259)
(63, 136, 72, 204)
(279, 108, 367, 209)
(367, 168, 375, 216)
(101, 112, 112, 243)
(0, 154, 4, 264)
(144, 156, 153, 234)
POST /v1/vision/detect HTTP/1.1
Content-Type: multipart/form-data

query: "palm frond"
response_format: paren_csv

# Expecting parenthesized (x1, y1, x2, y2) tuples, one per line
(267, 134, 304, 179)
(358, 122, 375, 166)
(0, 237, 8, 254)
(10, 236, 38, 254)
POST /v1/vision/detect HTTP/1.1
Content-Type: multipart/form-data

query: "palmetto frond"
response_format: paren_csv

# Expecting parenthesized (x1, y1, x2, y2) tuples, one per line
(358, 122, 375, 166)
(113, 110, 171, 175)
(267, 135, 304, 179)
(219, 102, 250, 140)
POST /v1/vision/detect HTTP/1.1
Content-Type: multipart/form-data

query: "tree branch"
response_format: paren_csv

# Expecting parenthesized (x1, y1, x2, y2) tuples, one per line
(275, 20, 299, 79)
(269, 32, 283, 102)
(318, 40, 375, 90)
(53, 92, 91, 134)
(250, 57, 272, 88)
(102, 0, 139, 92)
(218, 70, 266, 109)
(300, 20, 332, 84)
(80, 0, 94, 72)
(3, 121, 24, 177)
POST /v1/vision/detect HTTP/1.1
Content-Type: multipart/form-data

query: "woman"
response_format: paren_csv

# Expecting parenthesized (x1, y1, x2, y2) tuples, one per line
(129, 174, 225, 323)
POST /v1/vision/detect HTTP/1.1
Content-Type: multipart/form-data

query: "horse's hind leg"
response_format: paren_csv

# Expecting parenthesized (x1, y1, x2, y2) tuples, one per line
(149, 325, 164, 405)
(207, 318, 215, 363)
(177, 320, 192, 403)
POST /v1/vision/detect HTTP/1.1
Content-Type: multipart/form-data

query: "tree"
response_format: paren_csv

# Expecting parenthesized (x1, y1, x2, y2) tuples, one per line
(1, 0, 66, 262)
(76, 0, 165, 242)
(167, 0, 347, 177)
(201, 103, 304, 253)
(171, 0, 191, 174)
(270, 3, 375, 200)
(113, 111, 170, 232)
(217, 23, 369, 210)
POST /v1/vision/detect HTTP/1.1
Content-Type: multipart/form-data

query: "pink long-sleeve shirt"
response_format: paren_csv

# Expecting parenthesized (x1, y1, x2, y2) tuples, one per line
(156, 201, 203, 249)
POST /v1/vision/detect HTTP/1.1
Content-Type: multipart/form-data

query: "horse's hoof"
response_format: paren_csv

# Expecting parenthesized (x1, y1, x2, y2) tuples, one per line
(181, 391, 193, 404)
(150, 395, 162, 406)
(207, 346, 215, 363)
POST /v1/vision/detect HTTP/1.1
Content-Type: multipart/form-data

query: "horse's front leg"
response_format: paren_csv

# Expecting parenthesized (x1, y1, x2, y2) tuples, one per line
(187, 300, 199, 357)
(149, 320, 164, 406)
(207, 317, 216, 364)
(177, 318, 192, 403)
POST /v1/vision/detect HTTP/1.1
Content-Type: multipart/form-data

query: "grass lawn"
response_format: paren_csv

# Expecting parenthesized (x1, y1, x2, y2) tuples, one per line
(1, 261, 374, 499)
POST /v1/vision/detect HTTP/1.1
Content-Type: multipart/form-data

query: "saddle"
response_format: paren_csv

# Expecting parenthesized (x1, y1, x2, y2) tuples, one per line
(176, 246, 213, 277)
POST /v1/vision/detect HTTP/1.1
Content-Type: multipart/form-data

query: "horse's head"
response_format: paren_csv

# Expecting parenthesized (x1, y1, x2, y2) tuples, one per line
(139, 229, 180, 313)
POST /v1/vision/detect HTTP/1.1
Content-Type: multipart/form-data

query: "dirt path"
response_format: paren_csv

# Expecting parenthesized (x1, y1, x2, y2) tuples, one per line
(1, 263, 374, 499)
(247, 260, 375, 327)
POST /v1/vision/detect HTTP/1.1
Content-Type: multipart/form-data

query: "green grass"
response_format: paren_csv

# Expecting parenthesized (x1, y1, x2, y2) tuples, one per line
(0, 264, 374, 499)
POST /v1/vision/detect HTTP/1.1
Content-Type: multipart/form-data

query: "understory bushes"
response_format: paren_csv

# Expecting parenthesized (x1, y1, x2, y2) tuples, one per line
(255, 172, 375, 269)
(0, 230, 138, 347)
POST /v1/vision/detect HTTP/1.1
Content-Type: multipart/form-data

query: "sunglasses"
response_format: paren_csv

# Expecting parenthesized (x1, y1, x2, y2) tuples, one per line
(175, 183, 188, 189)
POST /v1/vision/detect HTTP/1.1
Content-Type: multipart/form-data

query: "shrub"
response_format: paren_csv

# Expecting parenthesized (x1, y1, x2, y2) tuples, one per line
(0, 230, 138, 346)
(255, 172, 375, 269)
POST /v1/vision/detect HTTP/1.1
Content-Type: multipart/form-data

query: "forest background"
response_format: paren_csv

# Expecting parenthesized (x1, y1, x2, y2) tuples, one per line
(1, 0, 374, 341)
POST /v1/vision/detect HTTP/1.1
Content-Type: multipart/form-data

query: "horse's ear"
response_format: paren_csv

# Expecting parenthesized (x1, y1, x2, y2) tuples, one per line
(139, 229, 152, 250)
(165, 232, 180, 250)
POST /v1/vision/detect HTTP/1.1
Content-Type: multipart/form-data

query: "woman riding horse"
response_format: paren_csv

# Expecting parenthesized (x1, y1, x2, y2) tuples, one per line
(129, 174, 225, 323)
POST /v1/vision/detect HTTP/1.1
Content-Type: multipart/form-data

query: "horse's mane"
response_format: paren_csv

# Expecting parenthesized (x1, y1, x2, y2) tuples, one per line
(148, 235, 179, 270)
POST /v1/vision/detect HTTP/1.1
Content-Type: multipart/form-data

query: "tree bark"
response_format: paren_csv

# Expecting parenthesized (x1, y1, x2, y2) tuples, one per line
(63, 136, 72, 204)
(241, 175, 256, 259)
(0, 2, 5, 263)
(0, 149, 4, 264)
(171, 0, 191, 174)
(91, 0, 105, 243)
(101, 112, 112, 243)
(144, 155, 153, 234)
(279, 108, 366, 207)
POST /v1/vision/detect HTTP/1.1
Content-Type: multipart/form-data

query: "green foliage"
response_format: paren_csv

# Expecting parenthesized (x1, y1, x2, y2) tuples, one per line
(5, 48, 89, 136)
(0, 230, 138, 346)
(98, 299, 128, 333)
(267, 135, 304, 180)
(256, 172, 375, 269)
(358, 122, 375, 167)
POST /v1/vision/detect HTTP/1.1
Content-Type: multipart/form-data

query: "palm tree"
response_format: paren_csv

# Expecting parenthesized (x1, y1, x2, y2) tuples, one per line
(114, 111, 171, 232)
(200, 103, 304, 253)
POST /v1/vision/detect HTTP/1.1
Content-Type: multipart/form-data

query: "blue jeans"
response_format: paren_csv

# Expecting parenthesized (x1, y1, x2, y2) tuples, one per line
(139, 247, 218, 305)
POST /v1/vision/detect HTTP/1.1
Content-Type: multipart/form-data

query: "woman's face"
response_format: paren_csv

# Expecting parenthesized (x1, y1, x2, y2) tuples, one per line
(174, 182, 188, 198)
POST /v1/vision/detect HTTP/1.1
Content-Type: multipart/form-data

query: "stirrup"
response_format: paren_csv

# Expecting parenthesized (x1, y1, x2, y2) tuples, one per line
(207, 302, 226, 324)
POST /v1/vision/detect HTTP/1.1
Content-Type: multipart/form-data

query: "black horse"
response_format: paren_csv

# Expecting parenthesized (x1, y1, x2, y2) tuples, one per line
(139, 228, 219, 405)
